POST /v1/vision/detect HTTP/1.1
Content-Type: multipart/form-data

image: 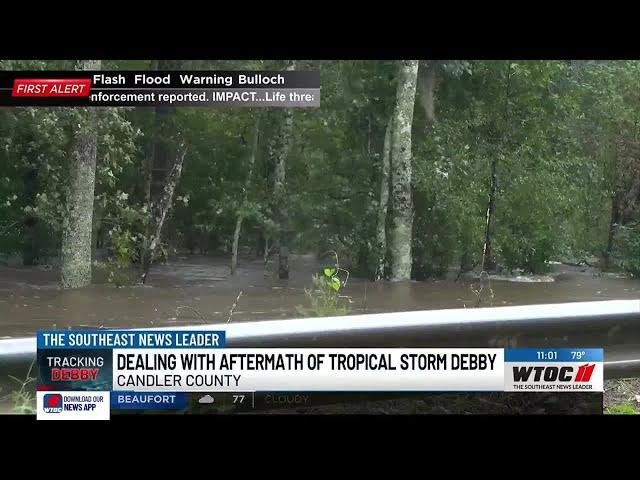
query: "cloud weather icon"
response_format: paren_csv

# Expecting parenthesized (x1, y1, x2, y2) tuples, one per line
(198, 394, 215, 404)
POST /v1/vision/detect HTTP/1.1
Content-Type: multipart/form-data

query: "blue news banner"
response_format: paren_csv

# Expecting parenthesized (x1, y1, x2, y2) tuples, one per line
(37, 329, 604, 413)
(37, 330, 225, 411)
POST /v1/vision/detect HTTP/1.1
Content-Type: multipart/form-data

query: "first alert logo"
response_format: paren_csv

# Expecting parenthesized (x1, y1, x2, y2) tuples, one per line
(12, 78, 91, 97)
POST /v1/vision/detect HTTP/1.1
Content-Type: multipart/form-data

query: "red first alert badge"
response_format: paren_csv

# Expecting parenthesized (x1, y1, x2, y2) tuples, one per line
(12, 78, 91, 97)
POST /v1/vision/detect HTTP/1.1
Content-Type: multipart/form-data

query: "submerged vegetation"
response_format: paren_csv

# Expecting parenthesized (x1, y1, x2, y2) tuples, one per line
(296, 253, 351, 317)
(296, 273, 351, 317)
(6, 360, 37, 414)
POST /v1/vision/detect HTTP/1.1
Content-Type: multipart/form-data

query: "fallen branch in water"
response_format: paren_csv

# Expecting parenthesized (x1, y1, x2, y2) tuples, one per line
(227, 290, 243, 323)
(471, 270, 495, 308)
(362, 282, 368, 313)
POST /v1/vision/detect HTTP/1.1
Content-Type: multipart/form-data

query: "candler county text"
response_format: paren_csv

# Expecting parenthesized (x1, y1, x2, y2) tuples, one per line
(116, 373, 242, 388)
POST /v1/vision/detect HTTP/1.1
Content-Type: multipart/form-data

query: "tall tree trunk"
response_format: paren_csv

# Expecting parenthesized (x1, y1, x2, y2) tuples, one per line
(622, 171, 640, 221)
(140, 143, 188, 283)
(604, 193, 622, 269)
(140, 60, 181, 283)
(142, 60, 159, 209)
(481, 61, 512, 273)
(389, 60, 419, 281)
(91, 195, 105, 260)
(481, 157, 498, 272)
(272, 61, 296, 280)
(375, 115, 393, 281)
(231, 113, 261, 274)
(418, 61, 437, 125)
(61, 59, 100, 288)
(22, 168, 39, 266)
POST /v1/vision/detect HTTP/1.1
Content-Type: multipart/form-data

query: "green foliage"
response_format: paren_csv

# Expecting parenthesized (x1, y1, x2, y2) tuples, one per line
(9, 386, 36, 414)
(93, 187, 147, 287)
(6, 359, 36, 414)
(605, 403, 639, 414)
(1, 59, 640, 282)
(94, 224, 141, 286)
(494, 177, 559, 273)
(296, 273, 350, 317)
(613, 222, 640, 277)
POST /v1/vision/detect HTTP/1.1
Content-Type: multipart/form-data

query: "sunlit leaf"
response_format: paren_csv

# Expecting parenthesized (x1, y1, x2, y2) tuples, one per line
(323, 267, 336, 277)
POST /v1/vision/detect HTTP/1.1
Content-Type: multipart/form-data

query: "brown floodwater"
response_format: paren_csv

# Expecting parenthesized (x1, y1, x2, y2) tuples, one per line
(1, 254, 639, 339)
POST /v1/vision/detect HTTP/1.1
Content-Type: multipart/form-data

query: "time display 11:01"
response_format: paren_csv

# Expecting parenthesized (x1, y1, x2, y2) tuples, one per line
(537, 351, 558, 361)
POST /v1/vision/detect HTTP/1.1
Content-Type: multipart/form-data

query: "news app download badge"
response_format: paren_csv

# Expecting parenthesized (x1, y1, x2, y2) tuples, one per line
(37, 391, 110, 420)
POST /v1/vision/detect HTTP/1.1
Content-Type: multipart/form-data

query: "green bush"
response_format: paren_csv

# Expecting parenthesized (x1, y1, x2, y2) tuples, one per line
(95, 226, 140, 286)
(605, 404, 639, 414)
(614, 221, 640, 277)
(296, 272, 350, 317)
(412, 192, 459, 279)
(497, 229, 555, 274)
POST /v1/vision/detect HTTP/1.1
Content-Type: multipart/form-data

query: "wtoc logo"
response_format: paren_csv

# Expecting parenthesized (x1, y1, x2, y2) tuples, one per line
(506, 363, 602, 391)
(43, 393, 63, 413)
(504, 349, 603, 392)
(512, 364, 595, 383)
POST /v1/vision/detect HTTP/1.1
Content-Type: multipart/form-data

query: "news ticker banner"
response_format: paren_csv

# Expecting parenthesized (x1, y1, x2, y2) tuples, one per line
(35, 330, 604, 420)
(0, 71, 320, 107)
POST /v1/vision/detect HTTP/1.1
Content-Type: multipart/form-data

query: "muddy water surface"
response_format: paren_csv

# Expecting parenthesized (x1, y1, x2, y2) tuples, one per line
(1, 254, 639, 339)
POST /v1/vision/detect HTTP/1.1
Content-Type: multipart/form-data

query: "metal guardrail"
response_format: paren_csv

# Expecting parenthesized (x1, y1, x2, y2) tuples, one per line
(1, 299, 640, 381)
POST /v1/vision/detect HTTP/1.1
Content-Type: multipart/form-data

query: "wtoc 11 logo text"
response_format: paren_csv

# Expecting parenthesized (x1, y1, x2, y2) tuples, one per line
(504, 349, 603, 392)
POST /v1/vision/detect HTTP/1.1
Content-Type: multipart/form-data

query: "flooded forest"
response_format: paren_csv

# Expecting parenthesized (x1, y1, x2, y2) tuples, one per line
(1, 60, 640, 339)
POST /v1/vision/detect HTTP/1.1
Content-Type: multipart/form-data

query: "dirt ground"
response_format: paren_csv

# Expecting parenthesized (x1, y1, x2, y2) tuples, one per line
(604, 378, 640, 413)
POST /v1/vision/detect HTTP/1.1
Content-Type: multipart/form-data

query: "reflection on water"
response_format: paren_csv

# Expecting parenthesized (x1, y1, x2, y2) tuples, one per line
(0, 254, 639, 338)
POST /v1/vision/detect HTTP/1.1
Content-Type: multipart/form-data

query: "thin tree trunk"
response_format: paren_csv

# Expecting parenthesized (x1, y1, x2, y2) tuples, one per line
(231, 217, 243, 274)
(389, 60, 419, 281)
(61, 59, 100, 288)
(481, 61, 512, 273)
(140, 142, 188, 283)
(604, 193, 622, 269)
(481, 157, 498, 272)
(418, 61, 437, 125)
(231, 114, 261, 274)
(272, 61, 296, 279)
(622, 172, 640, 221)
(140, 60, 180, 283)
(91, 196, 105, 260)
(142, 60, 159, 209)
(22, 168, 39, 266)
(263, 236, 270, 266)
(375, 115, 393, 281)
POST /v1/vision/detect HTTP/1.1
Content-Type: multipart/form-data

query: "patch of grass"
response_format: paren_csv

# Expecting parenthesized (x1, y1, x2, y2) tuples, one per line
(604, 403, 639, 415)
(7, 359, 37, 414)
